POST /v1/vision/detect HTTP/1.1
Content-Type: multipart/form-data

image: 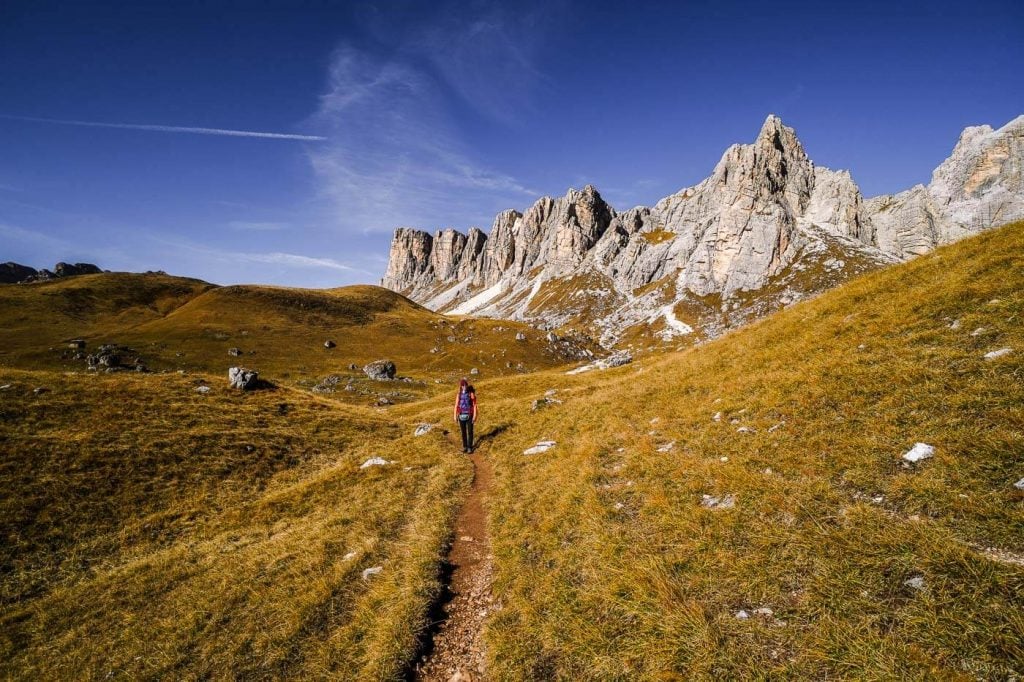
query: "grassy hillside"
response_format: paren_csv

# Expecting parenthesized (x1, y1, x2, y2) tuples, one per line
(472, 220, 1024, 678)
(0, 275, 592, 403)
(0, 368, 471, 679)
(1, 222, 1021, 679)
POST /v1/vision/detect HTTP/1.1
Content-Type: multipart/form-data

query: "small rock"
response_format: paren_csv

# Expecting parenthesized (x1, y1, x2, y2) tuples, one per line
(362, 566, 383, 580)
(523, 440, 556, 455)
(348, 363, 359, 371)
(377, 396, 393, 406)
(68, 339, 86, 349)
(702, 494, 736, 509)
(656, 441, 675, 453)
(470, 368, 479, 375)
(544, 389, 557, 397)
(195, 385, 211, 394)
(904, 575, 925, 590)
(949, 319, 961, 330)
(515, 332, 526, 341)
(414, 424, 432, 437)
(360, 457, 390, 469)
(768, 421, 786, 433)
(613, 502, 625, 511)
(228, 347, 243, 356)
(324, 340, 336, 349)
(546, 331, 559, 343)
(33, 387, 48, 395)
(0, 384, 11, 390)
(713, 412, 722, 422)
(970, 327, 986, 337)
(902, 442, 935, 463)
(737, 426, 756, 434)
(720, 456, 729, 462)
(650, 417, 660, 425)
(1013, 478, 1024, 491)
(984, 347, 1012, 360)
(343, 551, 357, 561)
(753, 607, 774, 617)
(459, 536, 474, 542)
(734, 610, 750, 619)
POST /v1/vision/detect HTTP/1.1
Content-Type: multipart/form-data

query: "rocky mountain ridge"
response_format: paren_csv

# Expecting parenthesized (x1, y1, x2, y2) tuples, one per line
(382, 115, 1024, 347)
(0, 261, 103, 284)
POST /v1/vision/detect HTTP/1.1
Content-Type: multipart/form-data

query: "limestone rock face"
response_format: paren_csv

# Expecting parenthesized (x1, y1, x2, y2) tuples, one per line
(0, 262, 38, 284)
(380, 114, 1024, 346)
(864, 115, 1024, 258)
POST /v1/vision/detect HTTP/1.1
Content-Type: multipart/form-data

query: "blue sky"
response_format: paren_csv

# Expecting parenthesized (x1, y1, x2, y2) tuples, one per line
(1, 0, 1022, 287)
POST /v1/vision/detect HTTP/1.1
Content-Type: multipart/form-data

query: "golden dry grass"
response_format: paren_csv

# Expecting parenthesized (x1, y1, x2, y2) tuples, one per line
(476, 220, 1024, 679)
(1, 221, 1021, 680)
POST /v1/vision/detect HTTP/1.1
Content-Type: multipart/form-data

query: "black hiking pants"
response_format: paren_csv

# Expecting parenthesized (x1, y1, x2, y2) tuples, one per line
(459, 418, 474, 450)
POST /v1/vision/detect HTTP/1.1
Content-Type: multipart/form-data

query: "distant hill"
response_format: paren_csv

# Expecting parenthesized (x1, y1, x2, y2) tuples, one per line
(0, 272, 594, 399)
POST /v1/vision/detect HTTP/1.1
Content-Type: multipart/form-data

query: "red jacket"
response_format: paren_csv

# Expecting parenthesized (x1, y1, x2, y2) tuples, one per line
(454, 388, 478, 422)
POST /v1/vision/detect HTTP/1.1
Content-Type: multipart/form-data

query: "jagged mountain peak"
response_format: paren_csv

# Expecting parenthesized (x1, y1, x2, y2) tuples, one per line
(382, 114, 1024, 349)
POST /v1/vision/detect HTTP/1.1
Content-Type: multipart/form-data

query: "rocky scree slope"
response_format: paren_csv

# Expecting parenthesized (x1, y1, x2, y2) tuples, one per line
(382, 115, 1024, 347)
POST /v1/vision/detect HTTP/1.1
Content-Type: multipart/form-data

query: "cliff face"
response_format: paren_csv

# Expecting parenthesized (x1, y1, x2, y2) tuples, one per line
(381, 114, 1024, 346)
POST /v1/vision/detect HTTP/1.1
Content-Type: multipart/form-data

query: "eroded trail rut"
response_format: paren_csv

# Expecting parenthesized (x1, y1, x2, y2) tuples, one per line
(413, 445, 495, 681)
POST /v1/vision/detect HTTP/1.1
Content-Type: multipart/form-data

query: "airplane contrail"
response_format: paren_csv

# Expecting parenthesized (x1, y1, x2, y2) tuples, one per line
(0, 114, 327, 141)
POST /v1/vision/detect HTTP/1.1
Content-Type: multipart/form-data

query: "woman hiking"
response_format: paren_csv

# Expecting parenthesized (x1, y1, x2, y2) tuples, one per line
(453, 378, 478, 453)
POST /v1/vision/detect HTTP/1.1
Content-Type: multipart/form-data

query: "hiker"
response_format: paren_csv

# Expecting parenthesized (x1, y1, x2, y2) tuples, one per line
(453, 378, 477, 453)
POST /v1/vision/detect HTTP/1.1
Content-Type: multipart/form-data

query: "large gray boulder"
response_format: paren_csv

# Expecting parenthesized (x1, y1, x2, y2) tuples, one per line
(228, 367, 260, 390)
(363, 360, 397, 381)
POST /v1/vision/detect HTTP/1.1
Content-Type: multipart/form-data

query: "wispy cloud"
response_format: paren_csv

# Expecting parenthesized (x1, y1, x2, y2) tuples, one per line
(228, 220, 290, 232)
(307, 43, 537, 235)
(0, 114, 326, 141)
(239, 251, 359, 272)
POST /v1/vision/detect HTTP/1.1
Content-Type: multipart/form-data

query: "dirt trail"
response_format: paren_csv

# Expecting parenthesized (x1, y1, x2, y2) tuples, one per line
(413, 442, 495, 681)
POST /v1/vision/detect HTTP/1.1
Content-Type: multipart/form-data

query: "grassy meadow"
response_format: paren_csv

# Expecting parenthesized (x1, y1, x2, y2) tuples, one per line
(1, 221, 1022, 679)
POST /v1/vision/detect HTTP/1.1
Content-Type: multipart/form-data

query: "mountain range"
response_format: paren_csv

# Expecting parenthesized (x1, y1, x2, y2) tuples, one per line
(382, 115, 1024, 346)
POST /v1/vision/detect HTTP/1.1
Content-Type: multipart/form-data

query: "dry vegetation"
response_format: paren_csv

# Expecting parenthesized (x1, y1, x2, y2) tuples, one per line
(1, 221, 1022, 679)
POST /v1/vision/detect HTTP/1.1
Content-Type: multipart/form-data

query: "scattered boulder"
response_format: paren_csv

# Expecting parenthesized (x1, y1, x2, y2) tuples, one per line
(656, 441, 676, 453)
(600, 351, 633, 369)
(713, 412, 722, 421)
(753, 607, 774, 617)
(348, 363, 359, 371)
(228, 347, 243, 357)
(0, 384, 11, 390)
(470, 368, 479, 375)
(0, 262, 38, 284)
(377, 396, 393, 406)
(970, 327, 986, 337)
(902, 442, 935, 464)
(1014, 477, 1024, 491)
(734, 610, 750, 619)
(228, 367, 260, 390)
(768, 421, 786, 432)
(414, 424, 432, 437)
(949, 319, 962, 330)
(523, 440, 556, 455)
(312, 375, 341, 393)
(546, 331, 559, 343)
(531, 396, 562, 412)
(701, 494, 736, 509)
(361, 566, 383, 580)
(984, 347, 1013, 360)
(360, 457, 390, 469)
(737, 426, 756, 434)
(33, 387, 48, 395)
(545, 389, 558, 397)
(53, 262, 101, 277)
(515, 332, 527, 341)
(195, 385, 211, 394)
(67, 339, 86, 349)
(363, 360, 396, 381)
(324, 340, 336, 349)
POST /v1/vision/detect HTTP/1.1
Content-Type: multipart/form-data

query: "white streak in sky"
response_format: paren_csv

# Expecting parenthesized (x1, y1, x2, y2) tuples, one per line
(0, 114, 326, 141)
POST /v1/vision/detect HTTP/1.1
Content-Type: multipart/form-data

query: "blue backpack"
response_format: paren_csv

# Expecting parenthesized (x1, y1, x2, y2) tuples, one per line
(457, 391, 473, 419)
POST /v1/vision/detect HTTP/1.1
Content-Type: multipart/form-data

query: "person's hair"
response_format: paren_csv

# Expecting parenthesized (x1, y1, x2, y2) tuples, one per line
(459, 378, 468, 391)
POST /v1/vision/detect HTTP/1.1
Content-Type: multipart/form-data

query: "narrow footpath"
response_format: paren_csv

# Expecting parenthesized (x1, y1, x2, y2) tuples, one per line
(413, 445, 495, 682)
